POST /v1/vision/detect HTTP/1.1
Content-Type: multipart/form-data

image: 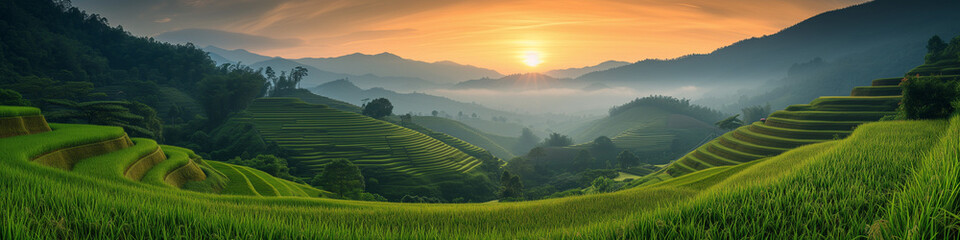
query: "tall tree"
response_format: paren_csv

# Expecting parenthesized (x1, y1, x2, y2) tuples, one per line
(314, 159, 365, 199)
(500, 171, 523, 199)
(617, 150, 640, 169)
(543, 132, 573, 147)
(515, 128, 540, 154)
(362, 98, 394, 119)
(197, 64, 266, 125)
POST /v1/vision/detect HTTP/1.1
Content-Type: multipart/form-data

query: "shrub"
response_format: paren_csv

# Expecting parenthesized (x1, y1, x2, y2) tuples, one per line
(900, 76, 960, 119)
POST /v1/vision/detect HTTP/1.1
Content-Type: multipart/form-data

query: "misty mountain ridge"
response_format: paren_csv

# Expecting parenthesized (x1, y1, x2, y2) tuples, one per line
(312, 79, 522, 120)
(249, 57, 439, 92)
(294, 52, 504, 84)
(202, 45, 274, 65)
(545, 60, 630, 79)
(579, 0, 960, 89)
(453, 73, 587, 91)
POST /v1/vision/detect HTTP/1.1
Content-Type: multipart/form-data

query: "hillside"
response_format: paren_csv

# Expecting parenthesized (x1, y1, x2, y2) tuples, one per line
(544, 60, 630, 79)
(580, 0, 960, 88)
(249, 58, 438, 92)
(4, 102, 957, 238)
(452, 73, 584, 90)
(652, 77, 903, 181)
(0, 106, 329, 199)
(311, 79, 521, 121)
(294, 52, 503, 84)
(234, 98, 496, 201)
(393, 116, 518, 160)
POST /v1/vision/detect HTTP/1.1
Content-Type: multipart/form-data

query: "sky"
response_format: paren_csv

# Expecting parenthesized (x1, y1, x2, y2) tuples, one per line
(72, 0, 870, 74)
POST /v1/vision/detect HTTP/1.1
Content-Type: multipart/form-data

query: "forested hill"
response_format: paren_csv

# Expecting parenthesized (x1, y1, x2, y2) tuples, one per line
(580, 0, 960, 86)
(0, 0, 267, 139)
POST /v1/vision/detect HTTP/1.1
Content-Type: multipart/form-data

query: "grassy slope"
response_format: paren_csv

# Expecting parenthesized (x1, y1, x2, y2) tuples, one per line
(3, 109, 955, 238)
(567, 106, 715, 152)
(400, 116, 517, 159)
(239, 98, 485, 199)
(656, 77, 902, 180)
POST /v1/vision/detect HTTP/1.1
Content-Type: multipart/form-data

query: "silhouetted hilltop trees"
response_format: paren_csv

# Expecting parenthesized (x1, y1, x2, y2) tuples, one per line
(609, 95, 724, 123)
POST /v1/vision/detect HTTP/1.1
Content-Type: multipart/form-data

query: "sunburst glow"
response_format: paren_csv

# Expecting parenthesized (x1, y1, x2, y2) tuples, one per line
(522, 51, 542, 67)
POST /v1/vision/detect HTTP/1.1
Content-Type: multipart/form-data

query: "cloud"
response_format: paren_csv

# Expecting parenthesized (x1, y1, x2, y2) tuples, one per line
(153, 17, 172, 23)
(153, 28, 303, 51)
(72, 0, 871, 73)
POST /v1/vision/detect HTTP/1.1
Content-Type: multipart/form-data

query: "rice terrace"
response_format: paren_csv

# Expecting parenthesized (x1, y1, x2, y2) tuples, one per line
(2, 0, 960, 239)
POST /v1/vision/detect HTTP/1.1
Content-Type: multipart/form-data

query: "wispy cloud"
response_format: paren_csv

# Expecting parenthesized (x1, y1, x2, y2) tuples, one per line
(72, 0, 870, 73)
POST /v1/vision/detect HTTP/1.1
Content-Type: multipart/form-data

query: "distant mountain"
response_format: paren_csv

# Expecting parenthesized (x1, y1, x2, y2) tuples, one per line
(206, 52, 235, 66)
(249, 58, 438, 92)
(452, 73, 585, 90)
(294, 52, 503, 84)
(545, 60, 630, 79)
(580, 0, 960, 88)
(311, 79, 520, 120)
(201, 45, 273, 65)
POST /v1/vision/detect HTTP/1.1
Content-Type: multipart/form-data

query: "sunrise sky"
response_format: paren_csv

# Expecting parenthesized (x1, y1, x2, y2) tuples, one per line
(73, 0, 869, 74)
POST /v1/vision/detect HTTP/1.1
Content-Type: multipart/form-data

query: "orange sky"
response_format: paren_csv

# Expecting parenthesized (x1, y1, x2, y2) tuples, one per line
(74, 0, 869, 74)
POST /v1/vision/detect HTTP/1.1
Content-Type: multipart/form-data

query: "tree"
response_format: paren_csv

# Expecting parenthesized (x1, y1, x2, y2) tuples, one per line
(0, 89, 31, 106)
(515, 128, 540, 153)
(197, 64, 266, 124)
(500, 171, 523, 199)
(44, 100, 164, 140)
(741, 104, 771, 123)
(361, 98, 393, 119)
(715, 114, 743, 130)
(400, 113, 413, 126)
(591, 136, 616, 159)
(573, 150, 594, 170)
(227, 155, 297, 181)
(314, 159, 365, 199)
(617, 150, 640, 169)
(431, 110, 439, 117)
(543, 132, 573, 147)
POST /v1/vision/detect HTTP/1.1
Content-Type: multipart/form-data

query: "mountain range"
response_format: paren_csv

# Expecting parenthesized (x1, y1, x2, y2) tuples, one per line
(544, 60, 630, 79)
(578, 0, 960, 89)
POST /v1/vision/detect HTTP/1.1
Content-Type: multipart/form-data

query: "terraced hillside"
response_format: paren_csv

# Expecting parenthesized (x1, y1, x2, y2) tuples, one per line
(657, 77, 903, 179)
(3, 111, 956, 238)
(238, 98, 489, 200)
(565, 105, 717, 163)
(394, 116, 518, 159)
(0, 106, 325, 198)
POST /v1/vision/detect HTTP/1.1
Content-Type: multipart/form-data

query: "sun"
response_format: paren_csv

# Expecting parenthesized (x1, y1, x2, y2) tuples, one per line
(522, 51, 542, 67)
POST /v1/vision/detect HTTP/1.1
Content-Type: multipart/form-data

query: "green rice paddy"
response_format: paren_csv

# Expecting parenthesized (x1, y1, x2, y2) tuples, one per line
(2, 104, 957, 238)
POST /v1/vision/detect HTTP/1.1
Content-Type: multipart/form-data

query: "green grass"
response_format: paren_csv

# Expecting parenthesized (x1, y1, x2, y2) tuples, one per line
(3, 116, 956, 238)
(0, 105, 41, 117)
(1, 105, 958, 238)
(71, 138, 160, 180)
(208, 161, 261, 196)
(657, 79, 902, 179)
(140, 146, 193, 187)
(238, 98, 485, 199)
(401, 116, 517, 159)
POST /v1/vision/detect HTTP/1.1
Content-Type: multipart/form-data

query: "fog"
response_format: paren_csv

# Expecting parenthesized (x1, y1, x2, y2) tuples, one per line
(426, 85, 707, 115)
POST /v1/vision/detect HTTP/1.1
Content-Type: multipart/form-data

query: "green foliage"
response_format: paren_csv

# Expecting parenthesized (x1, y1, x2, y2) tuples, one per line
(43, 100, 163, 140)
(315, 159, 365, 199)
(514, 127, 540, 153)
(0, 88, 30, 106)
(609, 95, 724, 123)
(361, 98, 393, 119)
(227, 155, 299, 183)
(196, 64, 266, 124)
(900, 75, 960, 119)
(265, 66, 309, 97)
(499, 171, 523, 199)
(715, 114, 743, 130)
(587, 176, 622, 194)
(542, 132, 573, 147)
(617, 150, 640, 169)
(741, 103, 771, 123)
